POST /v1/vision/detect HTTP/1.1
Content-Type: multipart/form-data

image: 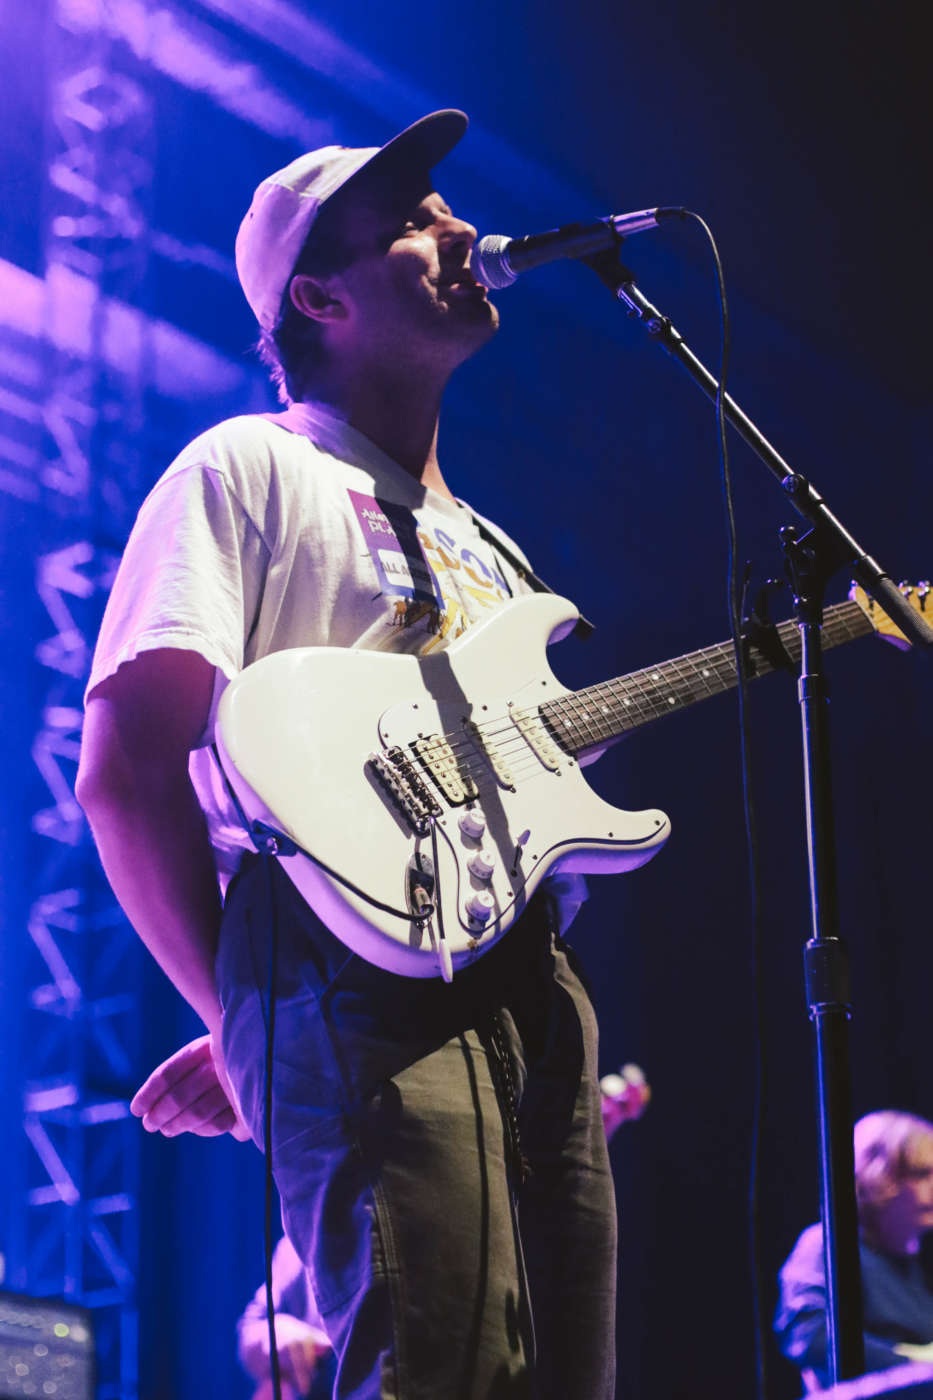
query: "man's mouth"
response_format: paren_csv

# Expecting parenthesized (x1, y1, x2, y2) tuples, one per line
(438, 272, 486, 297)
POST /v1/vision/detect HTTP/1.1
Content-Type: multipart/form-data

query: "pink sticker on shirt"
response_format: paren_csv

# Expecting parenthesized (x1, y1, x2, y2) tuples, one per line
(348, 491, 442, 609)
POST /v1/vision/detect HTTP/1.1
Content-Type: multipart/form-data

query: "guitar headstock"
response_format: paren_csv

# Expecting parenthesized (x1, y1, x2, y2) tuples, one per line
(600, 1063, 652, 1141)
(849, 580, 930, 652)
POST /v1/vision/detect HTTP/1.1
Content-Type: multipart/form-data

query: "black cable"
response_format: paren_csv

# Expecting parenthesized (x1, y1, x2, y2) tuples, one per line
(684, 211, 769, 1400)
(211, 744, 418, 925)
(262, 848, 283, 1400)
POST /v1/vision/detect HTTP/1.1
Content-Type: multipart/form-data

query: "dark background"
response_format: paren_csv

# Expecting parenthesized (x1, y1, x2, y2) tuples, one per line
(1, 1, 930, 1395)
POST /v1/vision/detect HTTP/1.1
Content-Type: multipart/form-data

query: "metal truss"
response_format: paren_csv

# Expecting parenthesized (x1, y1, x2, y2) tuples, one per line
(12, 4, 156, 1396)
(19, 537, 142, 1400)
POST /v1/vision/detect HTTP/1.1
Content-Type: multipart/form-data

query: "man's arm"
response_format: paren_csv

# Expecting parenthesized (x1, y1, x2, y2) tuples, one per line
(77, 647, 237, 1091)
(775, 1227, 917, 1383)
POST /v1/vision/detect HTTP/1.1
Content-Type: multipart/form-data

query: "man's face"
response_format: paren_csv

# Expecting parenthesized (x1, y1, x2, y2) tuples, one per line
(324, 184, 499, 370)
(877, 1132, 933, 1251)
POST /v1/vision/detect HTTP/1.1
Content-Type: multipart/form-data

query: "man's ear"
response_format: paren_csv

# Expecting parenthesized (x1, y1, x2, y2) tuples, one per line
(289, 274, 346, 324)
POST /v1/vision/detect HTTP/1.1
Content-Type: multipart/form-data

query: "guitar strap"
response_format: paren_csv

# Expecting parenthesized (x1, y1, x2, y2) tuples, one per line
(469, 513, 595, 641)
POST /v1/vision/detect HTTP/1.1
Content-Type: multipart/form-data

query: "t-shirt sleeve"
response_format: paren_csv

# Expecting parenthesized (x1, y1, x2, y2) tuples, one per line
(86, 461, 269, 735)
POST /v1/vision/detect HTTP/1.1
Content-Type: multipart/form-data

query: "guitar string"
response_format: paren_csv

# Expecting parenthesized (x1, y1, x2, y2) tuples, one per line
(426, 674, 719, 780)
(399, 599, 881, 806)
(416, 598, 880, 798)
(433, 604, 867, 762)
(368, 605, 877, 815)
(398, 605, 869, 788)
(410, 680, 715, 789)
(441, 640, 743, 753)
(429, 651, 743, 765)
(436, 642, 740, 760)
(375, 603, 867, 785)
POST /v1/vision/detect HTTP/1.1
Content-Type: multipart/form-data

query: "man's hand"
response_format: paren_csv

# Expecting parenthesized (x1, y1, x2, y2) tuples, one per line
(242, 1312, 331, 1396)
(131, 1034, 250, 1141)
(894, 1342, 933, 1362)
(251, 1383, 301, 1400)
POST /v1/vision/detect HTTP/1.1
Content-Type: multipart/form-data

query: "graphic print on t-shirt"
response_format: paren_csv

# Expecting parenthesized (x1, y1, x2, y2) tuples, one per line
(348, 490, 512, 647)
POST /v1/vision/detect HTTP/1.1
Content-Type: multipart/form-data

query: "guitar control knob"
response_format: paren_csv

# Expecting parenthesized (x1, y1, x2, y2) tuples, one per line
(467, 849, 495, 881)
(464, 890, 495, 922)
(458, 809, 486, 840)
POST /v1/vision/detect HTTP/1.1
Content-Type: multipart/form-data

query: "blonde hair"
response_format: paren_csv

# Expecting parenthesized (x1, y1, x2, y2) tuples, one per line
(854, 1111, 933, 1229)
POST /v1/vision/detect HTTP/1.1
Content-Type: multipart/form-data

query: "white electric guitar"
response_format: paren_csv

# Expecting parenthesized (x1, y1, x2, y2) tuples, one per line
(215, 582, 925, 980)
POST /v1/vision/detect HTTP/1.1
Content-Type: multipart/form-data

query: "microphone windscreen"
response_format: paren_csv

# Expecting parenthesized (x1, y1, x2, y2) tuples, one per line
(471, 234, 516, 291)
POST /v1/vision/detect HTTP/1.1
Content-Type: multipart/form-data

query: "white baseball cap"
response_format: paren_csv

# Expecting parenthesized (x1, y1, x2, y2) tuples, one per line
(235, 109, 469, 331)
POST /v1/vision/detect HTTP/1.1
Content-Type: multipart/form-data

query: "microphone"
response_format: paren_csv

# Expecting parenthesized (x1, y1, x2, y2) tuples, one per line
(471, 208, 684, 290)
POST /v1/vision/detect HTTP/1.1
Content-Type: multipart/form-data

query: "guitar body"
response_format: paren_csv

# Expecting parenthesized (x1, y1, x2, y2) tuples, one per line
(216, 593, 671, 977)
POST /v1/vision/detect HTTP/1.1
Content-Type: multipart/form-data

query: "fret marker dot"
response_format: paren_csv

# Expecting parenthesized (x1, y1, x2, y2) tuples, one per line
(668, 696, 676, 705)
(702, 669, 710, 677)
(623, 698, 631, 707)
(651, 671, 661, 680)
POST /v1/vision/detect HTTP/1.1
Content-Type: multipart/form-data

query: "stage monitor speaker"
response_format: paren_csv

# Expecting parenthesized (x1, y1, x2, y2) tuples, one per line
(0, 1291, 95, 1399)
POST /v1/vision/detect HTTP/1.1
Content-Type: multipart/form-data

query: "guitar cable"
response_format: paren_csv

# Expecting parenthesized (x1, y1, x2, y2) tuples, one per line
(261, 843, 283, 1400)
(211, 743, 418, 925)
(243, 811, 453, 1396)
(211, 743, 537, 985)
(427, 816, 454, 983)
(685, 211, 769, 1400)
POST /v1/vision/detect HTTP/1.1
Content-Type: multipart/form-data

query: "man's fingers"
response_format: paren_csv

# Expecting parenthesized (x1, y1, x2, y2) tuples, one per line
(144, 1082, 250, 1141)
(155, 1083, 234, 1135)
(292, 1340, 317, 1392)
(132, 1034, 250, 1141)
(280, 1339, 319, 1392)
(130, 1035, 213, 1117)
(138, 1059, 225, 1132)
(147, 1080, 232, 1136)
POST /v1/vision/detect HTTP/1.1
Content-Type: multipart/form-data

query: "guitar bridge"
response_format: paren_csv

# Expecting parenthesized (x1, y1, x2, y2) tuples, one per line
(369, 747, 441, 834)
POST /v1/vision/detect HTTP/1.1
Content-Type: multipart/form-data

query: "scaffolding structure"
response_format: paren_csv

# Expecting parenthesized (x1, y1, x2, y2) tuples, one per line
(11, 3, 156, 1395)
(2, 2, 391, 1393)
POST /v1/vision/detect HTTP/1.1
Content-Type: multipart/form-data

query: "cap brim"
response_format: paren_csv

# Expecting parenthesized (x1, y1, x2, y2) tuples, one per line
(330, 109, 468, 209)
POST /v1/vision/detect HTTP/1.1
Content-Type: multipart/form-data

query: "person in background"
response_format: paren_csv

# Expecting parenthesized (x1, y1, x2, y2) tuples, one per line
(238, 1233, 333, 1400)
(775, 1110, 933, 1391)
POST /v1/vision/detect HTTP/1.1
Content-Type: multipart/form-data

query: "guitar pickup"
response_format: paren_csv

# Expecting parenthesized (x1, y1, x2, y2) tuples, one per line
(411, 733, 478, 806)
(468, 719, 515, 790)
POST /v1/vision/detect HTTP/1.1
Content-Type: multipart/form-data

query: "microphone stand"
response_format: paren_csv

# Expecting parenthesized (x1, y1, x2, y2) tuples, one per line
(582, 249, 933, 1387)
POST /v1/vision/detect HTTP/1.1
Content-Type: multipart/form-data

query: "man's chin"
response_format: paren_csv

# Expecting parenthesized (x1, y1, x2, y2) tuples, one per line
(466, 297, 500, 340)
(448, 300, 499, 354)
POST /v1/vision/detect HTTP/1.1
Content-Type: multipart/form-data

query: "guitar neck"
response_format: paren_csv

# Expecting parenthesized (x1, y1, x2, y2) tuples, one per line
(541, 600, 874, 754)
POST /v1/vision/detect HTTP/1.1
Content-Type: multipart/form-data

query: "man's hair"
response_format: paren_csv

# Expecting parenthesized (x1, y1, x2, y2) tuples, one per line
(254, 167, 432, 404)
(255, 200, 355, 405)
(854, 1110, 933, 1226)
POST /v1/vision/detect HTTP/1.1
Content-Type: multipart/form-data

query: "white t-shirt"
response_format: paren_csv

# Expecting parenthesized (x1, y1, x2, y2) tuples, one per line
(87, 401, 537, 888)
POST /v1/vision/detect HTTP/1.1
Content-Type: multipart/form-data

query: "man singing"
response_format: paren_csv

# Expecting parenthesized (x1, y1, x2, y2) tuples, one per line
(77, 110, 616, 1398)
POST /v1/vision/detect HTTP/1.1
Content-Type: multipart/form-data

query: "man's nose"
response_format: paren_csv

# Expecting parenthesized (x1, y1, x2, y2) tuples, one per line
(439, 213, 477, 250)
